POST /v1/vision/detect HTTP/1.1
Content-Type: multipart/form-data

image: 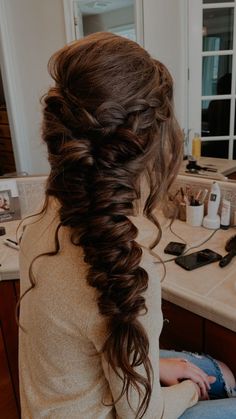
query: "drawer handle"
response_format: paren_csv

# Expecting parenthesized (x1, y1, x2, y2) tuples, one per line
(163, 318, 170, 325)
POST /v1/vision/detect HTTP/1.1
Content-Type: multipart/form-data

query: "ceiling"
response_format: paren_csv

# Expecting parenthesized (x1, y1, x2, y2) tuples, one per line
(76, 0, 134, 16)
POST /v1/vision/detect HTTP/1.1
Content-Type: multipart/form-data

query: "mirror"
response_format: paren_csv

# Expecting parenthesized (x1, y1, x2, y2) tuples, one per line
(0, 0, 236, 181)
(74, 0, 138, 42)
(183, 0, 236, 181)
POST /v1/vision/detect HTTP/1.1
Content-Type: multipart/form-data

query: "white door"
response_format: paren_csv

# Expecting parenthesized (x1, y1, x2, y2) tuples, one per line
(73, 1, 84, 39)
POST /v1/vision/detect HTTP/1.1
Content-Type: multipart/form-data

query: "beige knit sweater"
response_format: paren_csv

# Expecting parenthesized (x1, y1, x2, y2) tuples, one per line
(19, 198, 198, 418)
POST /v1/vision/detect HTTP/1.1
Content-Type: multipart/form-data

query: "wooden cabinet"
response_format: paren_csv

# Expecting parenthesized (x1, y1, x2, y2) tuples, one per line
(0, 326, 18, 419)
(0, 107, 16, 175)
(1, 284, 236, 418)
(205, 320, 236, 378)
(0, 280, 20, 419)
(161, 300, 203, 353)
(161, 300, 236, 378)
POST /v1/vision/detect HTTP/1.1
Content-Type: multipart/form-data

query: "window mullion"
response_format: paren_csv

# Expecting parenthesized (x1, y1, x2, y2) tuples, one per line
(228, 2, 236, 158)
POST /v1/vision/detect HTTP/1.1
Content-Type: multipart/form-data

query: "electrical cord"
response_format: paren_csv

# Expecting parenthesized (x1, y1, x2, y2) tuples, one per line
(153, 219, 226, 264)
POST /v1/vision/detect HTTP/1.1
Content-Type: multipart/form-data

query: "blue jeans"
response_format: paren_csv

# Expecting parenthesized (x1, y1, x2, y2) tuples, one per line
(160, 350, 236, 418)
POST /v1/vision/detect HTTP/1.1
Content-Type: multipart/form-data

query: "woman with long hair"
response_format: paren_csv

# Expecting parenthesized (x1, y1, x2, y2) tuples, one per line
(19, 32, 236, 418)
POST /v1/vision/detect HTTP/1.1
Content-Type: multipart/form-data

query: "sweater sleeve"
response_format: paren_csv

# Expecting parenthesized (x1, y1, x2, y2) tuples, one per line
(87, 248, 198, 419)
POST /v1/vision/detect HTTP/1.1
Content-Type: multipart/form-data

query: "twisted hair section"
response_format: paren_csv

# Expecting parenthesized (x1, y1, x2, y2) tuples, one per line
(40, 32, 183, 418)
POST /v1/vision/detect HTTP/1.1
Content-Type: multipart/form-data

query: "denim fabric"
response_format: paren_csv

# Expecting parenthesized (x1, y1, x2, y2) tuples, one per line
(160, 349, 236, 418)
(160, 349, 236, 399)
(179, 398, 236, 419)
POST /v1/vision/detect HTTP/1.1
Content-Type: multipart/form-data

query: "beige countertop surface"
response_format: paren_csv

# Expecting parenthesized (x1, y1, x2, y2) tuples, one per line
(180, 157, 236, 180)
(1, 217, 236, 333)
(133, 212, 236, 333)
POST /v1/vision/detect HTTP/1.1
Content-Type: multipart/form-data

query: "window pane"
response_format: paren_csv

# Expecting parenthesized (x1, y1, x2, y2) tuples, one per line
(202, 56, 232, 95)
(233, 141, 236, 159)
(234, 100, 236, 135)
(203, 0, 234, 3)
(202, 99, 230, 136)
(201, 140, 229, 158)
(203, 8, 234, 51)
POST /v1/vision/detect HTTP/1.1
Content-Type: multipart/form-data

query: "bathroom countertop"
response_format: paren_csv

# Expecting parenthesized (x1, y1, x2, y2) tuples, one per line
(1, 217, 236, 333)
(133, 212, 236, 333)
(180, 157, 236, 180)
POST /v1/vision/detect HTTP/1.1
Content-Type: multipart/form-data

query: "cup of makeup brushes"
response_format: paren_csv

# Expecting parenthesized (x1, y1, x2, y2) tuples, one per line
(186, 203, 204, 227)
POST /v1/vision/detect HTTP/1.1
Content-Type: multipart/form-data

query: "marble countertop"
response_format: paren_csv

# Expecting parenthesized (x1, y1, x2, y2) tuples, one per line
(1, 217, 236, 333)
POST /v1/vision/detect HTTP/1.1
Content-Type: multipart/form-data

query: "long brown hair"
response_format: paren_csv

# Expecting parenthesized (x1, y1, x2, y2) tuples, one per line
(39, 32, 182, 418)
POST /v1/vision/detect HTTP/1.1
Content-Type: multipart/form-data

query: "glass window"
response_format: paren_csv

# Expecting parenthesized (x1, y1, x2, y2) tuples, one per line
(201, 140, 229, 158)
(234, 100, 236, 134)
(233, 140, 236, 159)
(203, 8, 234, 51)
(189, 1, 236, 159)
(202, 55, 232, 95)
(203, 0, 234, 3)
(202, 99, 230, 136)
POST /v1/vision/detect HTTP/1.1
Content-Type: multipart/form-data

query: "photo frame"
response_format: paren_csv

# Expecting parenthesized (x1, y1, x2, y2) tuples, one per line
(0, 179, 21, 222)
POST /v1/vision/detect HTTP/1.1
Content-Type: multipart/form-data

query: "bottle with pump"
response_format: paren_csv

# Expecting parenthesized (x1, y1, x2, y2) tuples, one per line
(192, 133, 201, 160)
(203, 182, 221, 229)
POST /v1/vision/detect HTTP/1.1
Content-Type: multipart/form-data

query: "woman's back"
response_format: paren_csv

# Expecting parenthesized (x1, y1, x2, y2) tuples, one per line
(19, 198, 164, 418)
(19, 199, 115, 418)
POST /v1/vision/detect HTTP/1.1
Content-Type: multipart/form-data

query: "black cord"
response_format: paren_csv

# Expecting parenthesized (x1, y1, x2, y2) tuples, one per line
(153, 219, 223, 264)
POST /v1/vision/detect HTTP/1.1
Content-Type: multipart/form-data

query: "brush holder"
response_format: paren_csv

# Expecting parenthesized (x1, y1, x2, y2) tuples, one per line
(186, 204, 204, 227)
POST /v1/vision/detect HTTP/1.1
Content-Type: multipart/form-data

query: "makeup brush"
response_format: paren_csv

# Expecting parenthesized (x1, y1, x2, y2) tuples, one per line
(219, 235, 236, 267)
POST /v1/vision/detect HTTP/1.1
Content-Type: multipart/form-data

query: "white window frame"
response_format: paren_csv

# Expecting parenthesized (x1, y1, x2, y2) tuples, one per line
(188, 0, 236, 158)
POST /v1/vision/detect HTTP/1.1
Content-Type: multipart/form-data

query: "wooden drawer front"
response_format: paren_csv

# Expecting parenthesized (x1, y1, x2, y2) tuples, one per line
(160, 300, 203, 353)
(0, 151, 15, 166)
(0, 124, 11, 138)
(0, 138, 13, 152)
(0, 282, 20, 413)
(205, 320, 236, 378)
(0, 110, 8, 124)
(0, 326, 19, 419)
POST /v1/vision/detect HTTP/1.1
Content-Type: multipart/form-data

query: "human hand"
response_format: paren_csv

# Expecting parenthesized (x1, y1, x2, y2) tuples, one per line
(160, 358, 216, 400)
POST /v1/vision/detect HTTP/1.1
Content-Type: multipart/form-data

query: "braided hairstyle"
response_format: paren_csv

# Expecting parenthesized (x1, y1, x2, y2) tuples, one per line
(42, 32, 183, 418)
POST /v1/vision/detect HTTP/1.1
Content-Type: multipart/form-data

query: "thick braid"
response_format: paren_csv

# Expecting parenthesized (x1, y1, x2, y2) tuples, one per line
(41, 33, 183, 418)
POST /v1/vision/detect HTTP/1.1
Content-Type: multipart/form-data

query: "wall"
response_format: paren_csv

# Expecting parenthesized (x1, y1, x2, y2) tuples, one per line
(0, 0, 185, 173)
(143, 0, 186, 128)
(84, 0, 185, 126)
(0, 0, 67, 174)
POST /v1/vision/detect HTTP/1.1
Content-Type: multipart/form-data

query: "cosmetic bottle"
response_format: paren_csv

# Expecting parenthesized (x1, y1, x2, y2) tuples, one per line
(220, 199, 231, 229)
(203, 182, 221, 229)
(192, 133, 201, 160)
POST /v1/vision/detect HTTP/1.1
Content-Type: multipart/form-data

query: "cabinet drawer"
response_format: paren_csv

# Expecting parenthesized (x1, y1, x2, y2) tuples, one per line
(0, 110, 8, 124)
(0, 124, 11, 138)
(160, 300, 203, 352)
